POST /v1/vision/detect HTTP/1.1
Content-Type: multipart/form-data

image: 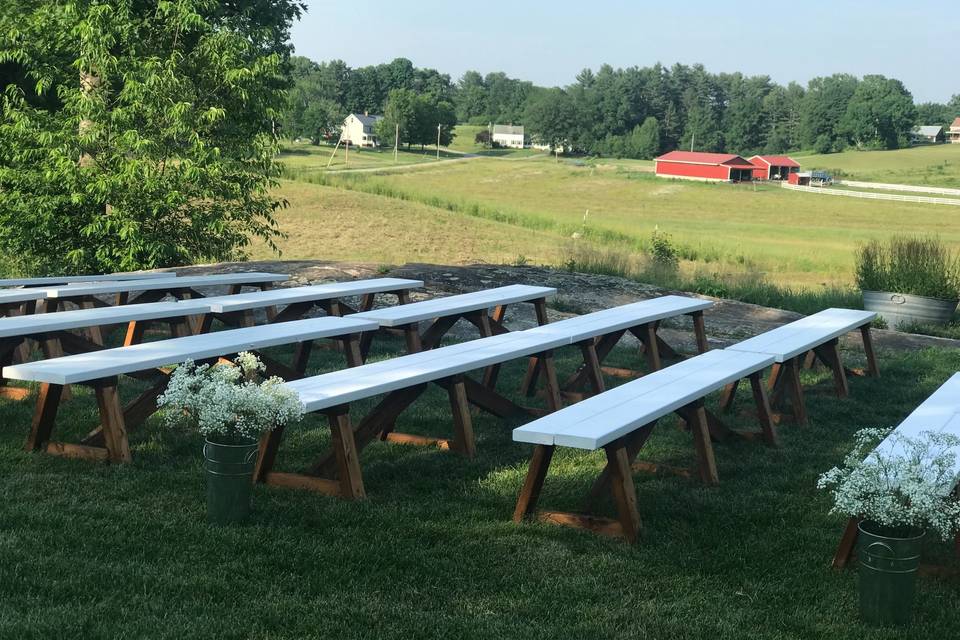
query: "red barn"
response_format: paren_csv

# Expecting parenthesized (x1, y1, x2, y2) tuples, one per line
(749, 155, 801, 180)
(654, 151, 757, 182)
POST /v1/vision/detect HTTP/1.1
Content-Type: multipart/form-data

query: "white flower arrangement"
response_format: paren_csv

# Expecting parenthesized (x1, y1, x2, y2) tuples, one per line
(817, 427, 960, 540)
(157, 352, 305, 443)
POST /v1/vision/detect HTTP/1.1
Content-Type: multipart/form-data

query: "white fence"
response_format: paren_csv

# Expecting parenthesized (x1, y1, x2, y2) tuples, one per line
(781, 182, 960, 206)
(834, 180, 960, 197)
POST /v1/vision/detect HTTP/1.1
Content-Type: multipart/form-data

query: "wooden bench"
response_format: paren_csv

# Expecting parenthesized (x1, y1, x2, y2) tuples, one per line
(253, 296, 714, 500)
(4, 316, 377, 463)
(723, 308, 878, 424)
(511, 349, 777, 543)
(353, 284, 556, 355)
(0, 279, 422, 399)
(42, 272, 289, 310)
(832, 372, 960, 570)
(0, 272, 172, 288)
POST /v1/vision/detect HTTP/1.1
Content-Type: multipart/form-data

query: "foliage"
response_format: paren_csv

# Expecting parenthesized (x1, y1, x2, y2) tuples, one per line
(0, 0, 302, 274)
(376, 88, 456, 148)
(474, 129, 491, 146)
(855, 236, 960, 300)
(818, 428, 960, 539)
(157, 352, 304, 443)
(839, 75, 916, 150)
(648, 229, 679, 269)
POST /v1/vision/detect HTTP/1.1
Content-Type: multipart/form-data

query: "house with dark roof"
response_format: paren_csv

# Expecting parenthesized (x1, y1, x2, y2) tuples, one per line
(749, 155, 801, 180)
(654, 151, 757, 182)
(341, 112, 383, 147)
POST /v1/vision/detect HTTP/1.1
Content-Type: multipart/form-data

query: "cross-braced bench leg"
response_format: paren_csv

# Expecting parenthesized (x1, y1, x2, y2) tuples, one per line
(813, 338, 849, 398)
(513, 437, 644, 543)
(555, 329, 627, 396)
(24, 383, 63, 453)
(768, 357, 808, 425)
(691, 310, 709, 354)
(0, 338, 31, 400)
(860, 325, 880, 377)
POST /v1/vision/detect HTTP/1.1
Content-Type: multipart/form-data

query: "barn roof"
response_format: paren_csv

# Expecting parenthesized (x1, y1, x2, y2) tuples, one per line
(950, 117, 960, 129)
(750, 155, 801, 168)
(655, 150, 755, 169)
(350, 113, 383, 126)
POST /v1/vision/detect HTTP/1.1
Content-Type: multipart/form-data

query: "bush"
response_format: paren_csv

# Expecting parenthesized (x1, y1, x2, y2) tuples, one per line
(648, 229, 679, 270)
(855, 236, 960, 300)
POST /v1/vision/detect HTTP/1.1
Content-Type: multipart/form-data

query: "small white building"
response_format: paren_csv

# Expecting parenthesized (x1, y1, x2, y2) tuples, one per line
(492, 124, 525, 149)
(341, 112, 383, 147)
(910, 125, 945, 145)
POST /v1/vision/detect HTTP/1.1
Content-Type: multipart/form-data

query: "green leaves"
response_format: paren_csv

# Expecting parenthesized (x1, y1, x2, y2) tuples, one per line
(0, 0, 302, 274)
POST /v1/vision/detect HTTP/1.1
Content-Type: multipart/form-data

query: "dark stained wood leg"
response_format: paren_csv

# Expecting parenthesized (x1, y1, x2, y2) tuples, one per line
(540, 352, 563, 413)
(292, 340, 314, 374)
(582, 425, 654, 513)
(819, 339, 849, 398)
(447, 376, 476, 457)
(475, 310, 502, 390)
(123, 320, 147, 346)
(748, 372, 779, 447)
(803, 350, 817, 370)
(860, 325, 880, 377)
(342, 335, 363, 368)
(512, 444, 555, 522)
(327, 407, 365, 500)
(403, 323, 423, 354)
(520, 356, 542, 397)
(642, 323, 662, 371)
(785, 357, 808, 425)
(93, 381, 132, 463)
(687, 402, 719, 486)
(833, 517, 860, 569)
(533, 298, 549, 326)
(605, 441, 642, 543)
(690, 310, 709, 353)
(254, 425, 284, 483)
(579, 341, 606, 397)
(719, 379, 739, 412)
(24, 383, 64, 452)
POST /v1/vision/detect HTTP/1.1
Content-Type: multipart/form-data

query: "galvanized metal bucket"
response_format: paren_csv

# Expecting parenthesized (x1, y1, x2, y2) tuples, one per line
(857, 521, 924, 626)
(862, 290, 958, 330)
(204, 438, 259, 525)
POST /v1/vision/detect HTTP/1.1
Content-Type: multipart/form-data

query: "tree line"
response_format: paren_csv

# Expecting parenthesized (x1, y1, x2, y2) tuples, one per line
(285, 56, 960, 159)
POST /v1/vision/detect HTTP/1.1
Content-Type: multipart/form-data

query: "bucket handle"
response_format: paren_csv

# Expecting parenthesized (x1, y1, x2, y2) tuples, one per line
(889, 294, 906, 305)
(202, 443, 261, 463)
(865, 541, 895, 558)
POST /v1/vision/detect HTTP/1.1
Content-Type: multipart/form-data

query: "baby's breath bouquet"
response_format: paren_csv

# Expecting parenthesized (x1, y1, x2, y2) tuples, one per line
(817, 427, 960, 539)
(157, 352, 304, 444)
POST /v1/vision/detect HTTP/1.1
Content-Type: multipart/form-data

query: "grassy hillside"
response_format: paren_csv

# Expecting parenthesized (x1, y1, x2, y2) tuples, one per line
(280, 140, 464, 173)
(254, 180, 565, 266)
(305, 156, 960, 288)
(796, 144, 960, 187)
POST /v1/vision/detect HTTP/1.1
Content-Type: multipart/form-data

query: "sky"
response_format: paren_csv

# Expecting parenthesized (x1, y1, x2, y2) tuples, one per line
(291, 0, 959, 103)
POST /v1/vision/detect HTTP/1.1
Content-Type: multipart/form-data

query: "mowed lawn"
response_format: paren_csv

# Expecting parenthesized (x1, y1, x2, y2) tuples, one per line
(1, 323, 959, 639)
(312, 155, 960, 287)
(797, 144, 960, 187)
(280, 139, 465, 173)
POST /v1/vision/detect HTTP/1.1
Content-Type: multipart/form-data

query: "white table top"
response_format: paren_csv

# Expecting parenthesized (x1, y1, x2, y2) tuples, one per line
(203, 278, 423, 313)
(0, 272, 172, 288)
(44, 272, 289, 298)
(726, 308, 876, 362)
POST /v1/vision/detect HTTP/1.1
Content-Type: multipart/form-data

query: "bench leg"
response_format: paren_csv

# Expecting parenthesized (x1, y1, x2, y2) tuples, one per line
(512, 444, 554, 522)
(519, 356, 542, 397)
(24, 383, 64, 452)
(605, 442, 643, 543)
(719, 379, 739, 412)
(816, 339, 849, 398)
(94, 381, 132, 463)
(561, 330, 625, 394)
(784, 357, 808, 425)
(582, 425, 654, 513)
(328, 407, 365, 500)
(254, 425, 285, 483)
(639, 323, 662, 371)
(860, 325, 880, 378)
(447, 376, 476, 457)
(578, 340, 606, 397)
(676, 402, 719, 486)
(690, 310, 709, 354)
(833, 517, 860, 569)
(472, 310, 502, 390)
(420, 315, 459, 350)
(540, 352, 563, 413)
(749, 373, 779, 447)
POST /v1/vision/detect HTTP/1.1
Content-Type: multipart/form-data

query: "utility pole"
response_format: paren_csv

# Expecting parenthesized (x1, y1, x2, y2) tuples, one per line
(394, 124, 399, 163)
(437, 123, 441, 160)
(690, 132, 695, 152)
(345, 139, 349, 164)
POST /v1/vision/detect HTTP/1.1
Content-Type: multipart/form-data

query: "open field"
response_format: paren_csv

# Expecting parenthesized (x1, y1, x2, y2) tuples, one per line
(298, 155, 960, 289)
(796, 144, 960, 187)
(1, 319, 959, 639)
(280, 139, 466, 173)
(254, 180, 565, 266)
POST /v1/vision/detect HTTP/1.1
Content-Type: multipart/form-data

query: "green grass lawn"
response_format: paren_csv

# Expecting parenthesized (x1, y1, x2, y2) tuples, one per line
(304, 156, 960, 288)
(796, 144, 960, 187)
(279, 139, 465, 173)
(1, 321, 959, 639)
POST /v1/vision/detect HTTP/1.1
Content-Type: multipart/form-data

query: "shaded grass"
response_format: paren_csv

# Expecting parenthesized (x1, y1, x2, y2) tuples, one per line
(1, 318, 959, 639)
(796, 144, 960, 188)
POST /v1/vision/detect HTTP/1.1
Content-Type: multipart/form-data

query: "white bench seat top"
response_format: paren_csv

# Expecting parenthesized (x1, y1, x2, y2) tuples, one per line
(513, 349, 775, 450)
(2, 317, 377, 386)
(44, 272, 289, 298)
(0, 289, 51, 305)
(289, 296, 712, 413)
(726, 308, 876, 362)
(0, 299, 214, 339)
(203, 278, 423, 313)
(521, 295, 711, 343)
(0, 272, 171, 288)
(352, 284, 555, 327)
(873, 373, 960, 490)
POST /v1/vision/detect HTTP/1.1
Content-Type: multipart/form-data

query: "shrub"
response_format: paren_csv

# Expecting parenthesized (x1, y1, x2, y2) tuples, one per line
(855, 236, 960, 300)
(648, 229, 679, 270)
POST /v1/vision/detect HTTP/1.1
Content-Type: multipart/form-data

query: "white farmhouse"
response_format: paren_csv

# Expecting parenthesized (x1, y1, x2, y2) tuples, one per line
(492, 124, 525, 149)
(341, 112, 383, 147)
